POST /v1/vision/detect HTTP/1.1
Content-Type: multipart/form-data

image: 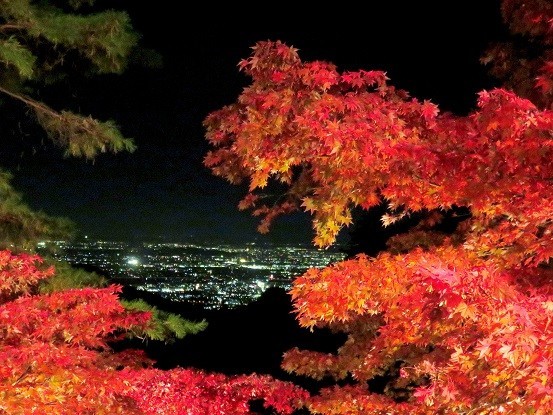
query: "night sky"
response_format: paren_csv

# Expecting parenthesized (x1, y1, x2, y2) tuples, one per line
(1, 1, 507, 245)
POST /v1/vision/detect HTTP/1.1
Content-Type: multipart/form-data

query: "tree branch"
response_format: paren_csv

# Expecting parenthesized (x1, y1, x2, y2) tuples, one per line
(0, 85, 61, 120)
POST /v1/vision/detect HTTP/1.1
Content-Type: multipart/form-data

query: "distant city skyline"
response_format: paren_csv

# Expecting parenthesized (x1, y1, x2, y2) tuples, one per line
(44, 239, 346, 309)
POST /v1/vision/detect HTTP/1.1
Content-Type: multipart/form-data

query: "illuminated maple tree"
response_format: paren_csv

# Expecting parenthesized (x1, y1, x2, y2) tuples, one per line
(204, 0, 553, 413)
(0, 250, 309, 414)
(0, 1, 309, 413)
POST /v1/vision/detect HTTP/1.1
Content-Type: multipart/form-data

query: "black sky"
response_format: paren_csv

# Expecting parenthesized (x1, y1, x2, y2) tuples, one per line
(1, 1, 507, 245)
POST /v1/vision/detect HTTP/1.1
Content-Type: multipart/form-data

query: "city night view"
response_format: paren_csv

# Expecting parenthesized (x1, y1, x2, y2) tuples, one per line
(2, 0, 549, 413)
(40, 240, 346, 309)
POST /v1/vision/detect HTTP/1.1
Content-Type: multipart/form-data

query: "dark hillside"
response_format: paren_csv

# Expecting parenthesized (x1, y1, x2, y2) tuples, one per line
(121, 286, 345, 381)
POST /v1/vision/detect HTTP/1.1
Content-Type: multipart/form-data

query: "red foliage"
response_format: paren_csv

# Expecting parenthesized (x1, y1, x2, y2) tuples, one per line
(3, 1, 552, 414)
(0, 251, 54, 302)
(481, 0, 553, 109)
(0, 251, 308, 414)
(203, 1, 553, 413)
(129, 368, 308, 415)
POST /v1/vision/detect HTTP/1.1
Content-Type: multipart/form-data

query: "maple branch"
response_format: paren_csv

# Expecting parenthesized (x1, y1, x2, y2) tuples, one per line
(464, 397, 518, 415)
(11, 365, 32, 386)
(413, 174, 440, 188)
(462, 367, 525, 415)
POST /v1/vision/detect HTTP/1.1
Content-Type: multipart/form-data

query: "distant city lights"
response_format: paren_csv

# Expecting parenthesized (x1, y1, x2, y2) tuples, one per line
(126, 256, 140, 266)
(38, 240, 346, 310)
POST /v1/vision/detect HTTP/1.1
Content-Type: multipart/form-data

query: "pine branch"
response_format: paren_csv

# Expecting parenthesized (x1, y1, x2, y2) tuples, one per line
(0, 84, 136, 158)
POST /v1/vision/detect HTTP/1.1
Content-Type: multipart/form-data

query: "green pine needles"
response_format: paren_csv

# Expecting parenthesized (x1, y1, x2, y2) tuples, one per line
(121, 299, 209, 342)
(0, 0, 140, 245)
